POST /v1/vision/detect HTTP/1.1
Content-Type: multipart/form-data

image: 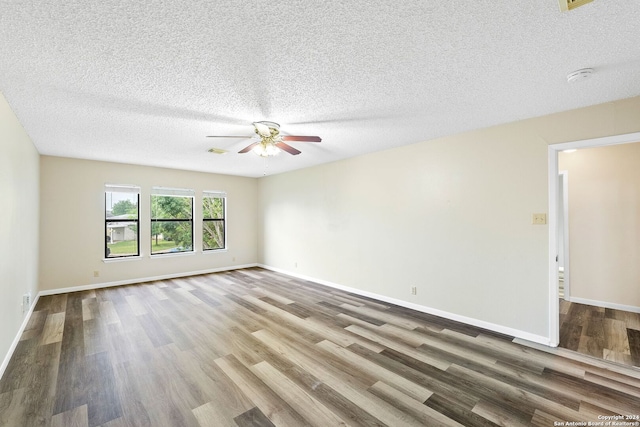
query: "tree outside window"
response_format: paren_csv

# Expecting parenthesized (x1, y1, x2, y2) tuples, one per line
(203, 192, 225, 251)
(151, 188, 194, 254)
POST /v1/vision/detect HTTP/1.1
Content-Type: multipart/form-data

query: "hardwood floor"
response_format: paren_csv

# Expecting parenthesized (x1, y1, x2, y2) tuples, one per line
(1, 268, 639, 426)
(559, 299, 640, 368)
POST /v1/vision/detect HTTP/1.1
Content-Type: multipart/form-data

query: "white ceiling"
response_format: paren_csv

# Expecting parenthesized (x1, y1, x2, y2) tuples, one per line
(1, 1, 639, 178)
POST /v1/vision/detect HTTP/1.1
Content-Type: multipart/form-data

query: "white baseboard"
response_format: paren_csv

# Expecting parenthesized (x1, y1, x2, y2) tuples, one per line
(569, 296, 640, 314)
(38, 263, 258, 296)
(258, 264, 551, 346)
(1, 263, 257, 381)
(0, 293, 41, 381)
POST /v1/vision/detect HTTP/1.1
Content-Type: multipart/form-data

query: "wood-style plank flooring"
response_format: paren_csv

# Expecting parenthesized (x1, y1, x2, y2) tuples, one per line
(2, 268, 640, 426)
(559, 299, 640, 368)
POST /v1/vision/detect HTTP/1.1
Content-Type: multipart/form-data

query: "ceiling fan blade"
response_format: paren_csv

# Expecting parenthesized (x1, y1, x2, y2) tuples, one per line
(282, 135, 322, 142)
(275, 142, 302, 155)
(206, 135, 252, 138)
(238, 142, 259, 153)
(253, 122, 271, 138)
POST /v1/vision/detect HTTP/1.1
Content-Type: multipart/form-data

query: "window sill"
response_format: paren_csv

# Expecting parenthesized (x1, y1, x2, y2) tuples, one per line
(103, 256, 143, 263)
(202, 248, 228, 255)
(150, 251, 196, 259)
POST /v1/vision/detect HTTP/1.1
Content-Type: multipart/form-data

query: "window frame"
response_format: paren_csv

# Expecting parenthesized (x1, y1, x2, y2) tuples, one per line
(150, 187, 195, 256)
(202, 191, 227, 252)
(105, 184, 141, 259)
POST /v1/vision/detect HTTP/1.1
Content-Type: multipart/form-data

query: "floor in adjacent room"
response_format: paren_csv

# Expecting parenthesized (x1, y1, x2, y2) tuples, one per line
(559, 298, 640, 368)
(1, 268, 639, 426)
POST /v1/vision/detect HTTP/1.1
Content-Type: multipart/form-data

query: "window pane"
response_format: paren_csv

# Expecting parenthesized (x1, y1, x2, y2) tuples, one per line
(106, 192, 138, 219)
(106, 189, 139, 258)
(151, 195, 192, 219)
(106, 221, 139, 257)
(151, 220, 193, 254)
(203, 197, 224, 219)
(203, 220, 225, 250)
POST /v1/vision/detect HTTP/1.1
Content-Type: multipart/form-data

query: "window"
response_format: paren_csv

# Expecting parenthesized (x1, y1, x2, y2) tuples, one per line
(203, 191, 226, 251)
(105, 184, 140, 258)
(150, 187, 194, 255)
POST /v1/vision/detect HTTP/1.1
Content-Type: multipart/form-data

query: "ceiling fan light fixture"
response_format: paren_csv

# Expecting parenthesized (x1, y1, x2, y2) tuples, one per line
(252, 142, 280, 157)
(209, 121, 320, 156)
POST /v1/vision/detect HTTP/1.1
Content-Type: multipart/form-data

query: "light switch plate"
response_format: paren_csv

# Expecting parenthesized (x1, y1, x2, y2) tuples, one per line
(532, 213, 547, 225)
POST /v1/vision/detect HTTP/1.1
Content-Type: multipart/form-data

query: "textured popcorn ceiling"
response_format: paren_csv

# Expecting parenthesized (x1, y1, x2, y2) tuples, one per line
(1, 1, 639, 177)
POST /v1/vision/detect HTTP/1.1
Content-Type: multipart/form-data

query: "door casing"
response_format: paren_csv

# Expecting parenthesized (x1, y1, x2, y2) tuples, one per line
(547, 131, 640, 347)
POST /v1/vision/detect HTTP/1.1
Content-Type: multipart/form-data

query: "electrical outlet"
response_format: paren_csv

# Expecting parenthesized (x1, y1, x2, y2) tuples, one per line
(295, 262, 298, 268)
(532, 213, 547, 225)
(232, 256, 236, 262)
(411, 286, 417, 295)
(93, 270, 100, 277)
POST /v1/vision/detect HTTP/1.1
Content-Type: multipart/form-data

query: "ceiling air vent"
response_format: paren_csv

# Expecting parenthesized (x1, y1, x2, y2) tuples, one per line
(207, 148, 228, 155)
(559, 0, 594, 12)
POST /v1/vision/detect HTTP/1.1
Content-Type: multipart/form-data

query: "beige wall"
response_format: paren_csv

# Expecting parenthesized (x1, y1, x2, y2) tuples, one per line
(39, 156, 258, 291)
(559, 142, 640, 308)
(3, 88, 640, 359)
(258, 96, 640, 340)
(0, 93, 40, 367)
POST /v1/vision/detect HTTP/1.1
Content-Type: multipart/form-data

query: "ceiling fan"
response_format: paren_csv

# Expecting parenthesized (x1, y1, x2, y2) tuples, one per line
(207, 121, 321, 156)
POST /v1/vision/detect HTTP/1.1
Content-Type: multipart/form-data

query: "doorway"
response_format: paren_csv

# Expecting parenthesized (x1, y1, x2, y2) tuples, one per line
(547, 131, 640, 346)
(548, 132, 640, 367)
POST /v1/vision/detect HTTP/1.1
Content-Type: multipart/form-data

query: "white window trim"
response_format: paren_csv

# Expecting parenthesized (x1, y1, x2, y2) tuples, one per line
(105, 183, 141, 259)
(105, 184, 140, 194)
(150, 187, 195, 256)
(103, 255, 143, 263)
(149, 251, 197, 259)
(203, 190, 227, 198)
(202, 248, 228, 255)
(151, 186, 195, 197)
(202, 190, 227, 252)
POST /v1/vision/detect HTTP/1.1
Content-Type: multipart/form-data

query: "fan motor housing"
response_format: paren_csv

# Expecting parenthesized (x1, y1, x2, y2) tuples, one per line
(254, 121, 280, 130)
(558, 0, 594, 12)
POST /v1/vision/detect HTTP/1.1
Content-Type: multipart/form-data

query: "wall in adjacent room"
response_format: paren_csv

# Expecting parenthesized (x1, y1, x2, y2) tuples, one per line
(258, 96, 640, 341)
(559, 142, 640, 309)
(0, 92, 40, 372)
(39, 156, 258, 291)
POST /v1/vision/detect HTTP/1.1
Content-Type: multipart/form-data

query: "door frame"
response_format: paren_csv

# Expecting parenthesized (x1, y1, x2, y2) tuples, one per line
(547, 131, 640, 347)
(558, 170, 570, 301)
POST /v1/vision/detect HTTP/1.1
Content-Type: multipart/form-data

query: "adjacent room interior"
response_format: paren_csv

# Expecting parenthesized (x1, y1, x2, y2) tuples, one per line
(1, 1, 640, 425)
(557, 142, 640, 366)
